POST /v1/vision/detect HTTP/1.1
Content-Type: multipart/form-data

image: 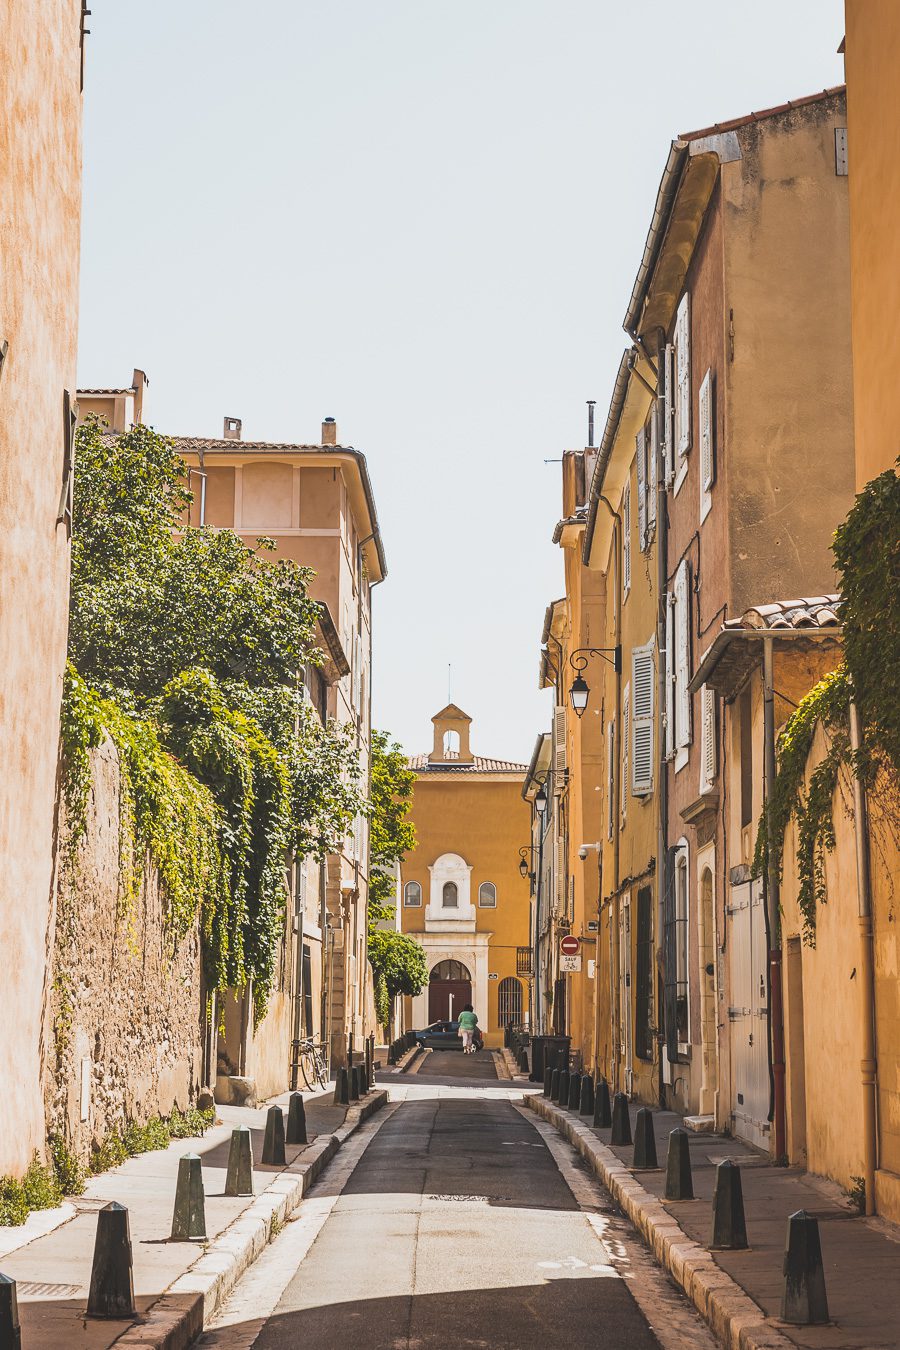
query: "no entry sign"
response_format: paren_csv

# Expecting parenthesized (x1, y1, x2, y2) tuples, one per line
(560, 935, 579, 956)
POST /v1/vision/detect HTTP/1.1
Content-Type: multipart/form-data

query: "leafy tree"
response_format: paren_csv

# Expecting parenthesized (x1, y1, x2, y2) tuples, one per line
(367, 729, 417, 920)
(368, 930, 429, 1004)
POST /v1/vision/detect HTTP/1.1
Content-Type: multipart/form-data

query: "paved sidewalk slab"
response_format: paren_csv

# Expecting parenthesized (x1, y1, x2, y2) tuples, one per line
(3, 1085, 386, 1349)
(528, 1092, 900, 1350)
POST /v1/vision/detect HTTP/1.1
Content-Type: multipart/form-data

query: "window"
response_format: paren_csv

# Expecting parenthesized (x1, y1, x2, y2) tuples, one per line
(443, 729, 460, 758)
(663, 345, 675, 484)
(478, 881, 497, 908)
(632, 643, 654, 796)
(621, 682, 630, 825)
(498, 977, 523, 1028)
(739, 688, 753, 828)
(675, 292, 691, 458)
(622, 480, 632, 598)
(635, 886, 653, 1060)
(673, 559, 692, 758)
(442, 881, 458, 908)
(699, 368, 715, 522)
(675, 846, 690, 1046)
(636, 427, 647, 551)
(637, 417, 657, 554)
(404, 881, 422, 907)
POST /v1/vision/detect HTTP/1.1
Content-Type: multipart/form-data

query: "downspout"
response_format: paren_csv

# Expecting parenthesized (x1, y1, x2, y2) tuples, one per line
(596, 494, 622, 1086)
(654, 328, 669, 1110)
(534, 804, 544, 1034)
(850, 699, 878, 1215)
(763, 638, 787, 1162)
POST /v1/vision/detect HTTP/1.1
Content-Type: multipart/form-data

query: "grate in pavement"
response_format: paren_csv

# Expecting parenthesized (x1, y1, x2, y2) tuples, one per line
(427, 1193, 489, 1202)
(17, 1280, 83, 1298)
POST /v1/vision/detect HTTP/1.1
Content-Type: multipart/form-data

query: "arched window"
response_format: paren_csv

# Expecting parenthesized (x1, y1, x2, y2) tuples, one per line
(403, 881, 422, 907)
(498, 977, 523, 1027)
(442, 881, 458, 907)
(478, 881, 497, 908)
(443, 729, 460, 759)
(430, 959, 471, 983)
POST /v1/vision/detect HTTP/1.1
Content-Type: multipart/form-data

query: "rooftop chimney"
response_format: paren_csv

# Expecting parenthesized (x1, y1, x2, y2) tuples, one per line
(132, 368, 148, 425)
(321, 417, 337, 446)
(223, 416, 242, 441)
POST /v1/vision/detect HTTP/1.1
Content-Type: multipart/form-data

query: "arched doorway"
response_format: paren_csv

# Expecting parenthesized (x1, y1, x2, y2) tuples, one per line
(428, 959, 472, 1023)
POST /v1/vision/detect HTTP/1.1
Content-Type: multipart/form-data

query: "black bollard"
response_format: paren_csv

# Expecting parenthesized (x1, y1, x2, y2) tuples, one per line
(518, 1047, 530, 1075)
(593, 1078, 612, 1128)
(287, 1091, 308, 1145)
(633, 1107, 658, 1169)
(86, 1201, 136, 1319)
(665, 1128, 694, 1200)
(711, 1160, 748, 1250)
(543, 1066, 553, 1098)
(549, 1067, 560, 1101)
(610, 1092, 632, 1146)
(350, 1065, 361, 1101)
(579, 1074, 594, 1117)
(224, 1125, 254, 1196)
(782, 1210, 829, 1324)
(261, 1105, 286, 1166)
(568, 1072, 581, 1112)
(557, 1069, 570, 1108)
(333, 1065, 349, 1106)
(171, 1153, 207, 1241)
(0, 1273, 21, 1350)
(387, 1040, 396, 1066)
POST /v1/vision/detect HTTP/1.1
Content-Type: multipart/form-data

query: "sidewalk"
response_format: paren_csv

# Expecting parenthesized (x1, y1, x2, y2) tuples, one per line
(2, 1083, 387, 1349)
(527, 1090, 900, 1350)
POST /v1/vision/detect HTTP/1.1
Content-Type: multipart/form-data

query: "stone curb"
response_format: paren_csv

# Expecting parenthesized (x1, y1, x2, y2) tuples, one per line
(115, 1089, 388, 1349)
(525, 1095, 795, 1350)
(390, 1043, 423, 1073)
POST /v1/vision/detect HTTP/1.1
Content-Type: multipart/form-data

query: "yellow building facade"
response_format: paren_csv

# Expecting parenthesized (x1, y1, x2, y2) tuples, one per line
(400, 706, 531, 1048)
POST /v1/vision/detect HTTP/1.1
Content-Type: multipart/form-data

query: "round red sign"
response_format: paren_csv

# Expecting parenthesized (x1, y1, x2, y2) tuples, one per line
(560, 935, 579, 956)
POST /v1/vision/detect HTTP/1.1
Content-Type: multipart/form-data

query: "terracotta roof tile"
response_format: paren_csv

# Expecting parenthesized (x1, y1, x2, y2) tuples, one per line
(679, 85, 845, 142)
(408, 754, 528, 774)
(723, 595, 842, 632)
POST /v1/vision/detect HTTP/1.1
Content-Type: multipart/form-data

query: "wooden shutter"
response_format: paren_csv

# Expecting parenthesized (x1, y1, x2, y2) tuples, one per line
(699, 368, 714, 506)
(675, 560, 692, 749)
(553, 704, 567, 777)
(636, 429, 647, 551)
(676, 293, 691, 457)
(622, 481, 631, 596)
(699, 685, 717, 792)
(607, 717, 616, 840)
(648, 405, 658, 531)
(632, 644, 654, 796)
(58, 390, 78, 535)
(665, 593, 675, 760)
(663, 345, 675, 483)
(621, 683, 630, 823)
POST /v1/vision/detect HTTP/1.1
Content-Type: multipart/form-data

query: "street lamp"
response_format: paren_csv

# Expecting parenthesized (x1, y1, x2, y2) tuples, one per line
(518, 845, 538, 882)
(568, 645, 622, 718)
(534, 781, 548, 815)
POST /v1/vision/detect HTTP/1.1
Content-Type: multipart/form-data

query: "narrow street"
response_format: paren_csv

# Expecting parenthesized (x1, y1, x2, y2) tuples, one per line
(201, 1058, 717, 1350)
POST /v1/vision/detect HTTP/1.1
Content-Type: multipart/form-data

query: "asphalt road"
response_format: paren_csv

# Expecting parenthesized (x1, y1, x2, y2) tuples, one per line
(203, 1056, 714, 1349)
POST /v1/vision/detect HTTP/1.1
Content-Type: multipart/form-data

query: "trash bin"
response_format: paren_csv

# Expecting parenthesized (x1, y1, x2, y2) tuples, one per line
(529, 1036, 570, 1083)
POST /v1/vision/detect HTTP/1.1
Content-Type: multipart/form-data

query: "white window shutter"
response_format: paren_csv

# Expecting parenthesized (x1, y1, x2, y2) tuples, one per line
(675, 560, 692, 749)
(699, 685, 717, 792)
(663, 345, 675, 483)
(636, 429, 647, 551)
(699, 368, 714, 491)
(553, 704, 567, 777)
(665, 593, 675, 760)
(632, 644, 654, 796)
(621, 683, 630, 823)
(648, 406, 658, 530)
(607, 717, 616, 840)
(676, 292, 691, 457)
(622, 481, 631, 596)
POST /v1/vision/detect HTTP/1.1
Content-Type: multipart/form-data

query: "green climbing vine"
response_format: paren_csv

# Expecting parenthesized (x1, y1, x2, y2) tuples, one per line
(757, 459, 900, 943)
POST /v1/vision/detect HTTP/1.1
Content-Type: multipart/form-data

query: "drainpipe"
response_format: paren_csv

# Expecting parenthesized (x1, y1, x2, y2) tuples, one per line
(595, 494, 622, 1086)
(763, 638, 787, 1162)
(654, 328, 669, 1109)
(850, 699, 878, 1215)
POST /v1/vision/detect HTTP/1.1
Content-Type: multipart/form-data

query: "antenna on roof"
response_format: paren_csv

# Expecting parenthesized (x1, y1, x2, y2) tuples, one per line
(448, 663, 452, 704)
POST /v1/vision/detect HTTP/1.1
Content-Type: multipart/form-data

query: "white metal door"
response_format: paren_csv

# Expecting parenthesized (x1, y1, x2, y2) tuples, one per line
(727, 876, 769, 1148)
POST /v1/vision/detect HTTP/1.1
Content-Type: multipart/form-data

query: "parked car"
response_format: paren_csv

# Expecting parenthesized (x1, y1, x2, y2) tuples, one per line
(414, 1020, 484, 1051)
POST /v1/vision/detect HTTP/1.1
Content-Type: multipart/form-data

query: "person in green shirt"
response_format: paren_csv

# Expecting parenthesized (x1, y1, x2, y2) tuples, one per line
(458, 1004, 479, 1053)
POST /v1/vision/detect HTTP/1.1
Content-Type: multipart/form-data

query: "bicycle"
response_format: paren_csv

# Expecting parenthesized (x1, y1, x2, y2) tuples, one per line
(293, 1037, 329, 1091)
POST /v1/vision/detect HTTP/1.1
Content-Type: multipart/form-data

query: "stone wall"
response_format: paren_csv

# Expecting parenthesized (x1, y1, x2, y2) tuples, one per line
(45, 740, 204, 1164)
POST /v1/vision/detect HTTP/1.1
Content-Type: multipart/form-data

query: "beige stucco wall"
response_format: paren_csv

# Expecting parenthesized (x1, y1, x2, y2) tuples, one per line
(1, 0, 83, 1175)
(722, 95, 855, 614)
(845, 1, 900, 488)
(46, 742, 203, 1166)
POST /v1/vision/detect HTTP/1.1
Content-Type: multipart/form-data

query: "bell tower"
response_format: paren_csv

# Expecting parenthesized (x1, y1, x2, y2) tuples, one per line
(428, 704, 474, 764)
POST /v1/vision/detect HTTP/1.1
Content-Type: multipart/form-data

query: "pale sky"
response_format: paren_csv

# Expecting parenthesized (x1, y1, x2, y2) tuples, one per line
(78, 0, 845, 763)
